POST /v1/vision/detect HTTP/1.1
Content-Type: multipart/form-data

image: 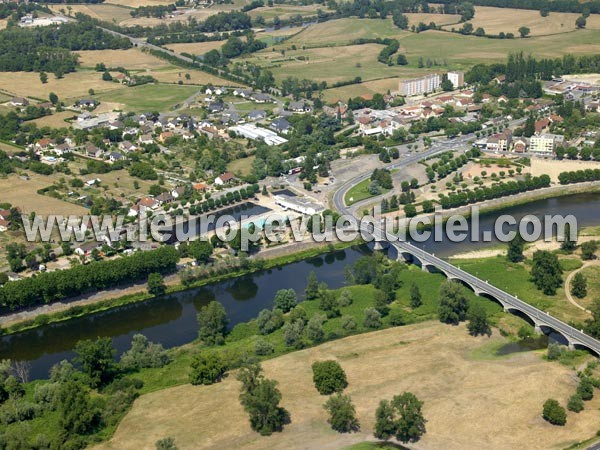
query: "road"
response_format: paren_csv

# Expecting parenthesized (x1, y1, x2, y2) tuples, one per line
(332, 127, 600, 356)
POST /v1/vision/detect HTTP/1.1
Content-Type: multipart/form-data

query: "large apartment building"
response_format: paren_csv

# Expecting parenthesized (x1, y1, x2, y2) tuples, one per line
(399, 74, 441, 96)
(529, 133, 564, 154)
(447, 71, 465, 89)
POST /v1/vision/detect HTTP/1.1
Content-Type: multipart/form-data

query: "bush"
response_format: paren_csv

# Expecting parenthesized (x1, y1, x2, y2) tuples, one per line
(363, 307, 382, 329)
(120, 334, 170, 371)
(156, 437, 178, 450)
(312, 360, 348, 395)
(257, 308, 284, 335)
(323, 393, 360, 433)
(341, 315, 357, 332)
(542, 399, 566, 426)
(567, 394, 584, 413)
(289, 306, 308, 325)
(273, 289, 297, 313)
(338, 289, 353, 307)
(306, 314, 326, 343)
(547, 343, 564, 361)
(189, 352, 227, 385)
(389, 309, 406, 326)
(577, 377, 594, 401)
(254, 338, 274, 356)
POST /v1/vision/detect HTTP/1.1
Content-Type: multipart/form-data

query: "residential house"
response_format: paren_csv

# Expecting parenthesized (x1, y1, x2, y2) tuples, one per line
(74, 241, 100, 257)
(138, 197, 160, 210)
(214, 172, 235, 186)
(35, 138, 54, 152)
(108, 120, 123, 130)
(54, 143, 72, 156)
(193, 182, 208, 192)
(252, 93, 271, 103)
(159, 131, 174, 143)
(10, 97, 29, 107)
(270, 117, 291, 134)
(138, 134, 154, 145)
(182, 131, 194, 141)
(288, 101, 312, 113)
(155, 192, 173, 204)
(208, 102, 225, 113)
(0, 218, 9, 232)
(535, 118, 551, 134)
(119, 141, 137, 153)
(248, 110, 267, 121)
(512, 137, 528, 153)
(109, 152, 125, 163)
(85, 143, 103, 159)
(76, 98, 98, 109)
(171, 186, 186, 199)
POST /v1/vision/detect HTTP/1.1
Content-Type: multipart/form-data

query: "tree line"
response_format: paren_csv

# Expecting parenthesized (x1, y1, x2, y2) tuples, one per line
(0, 246, 180, 311)
(434, 0, 600, 14)
(0, 20, 130, 75)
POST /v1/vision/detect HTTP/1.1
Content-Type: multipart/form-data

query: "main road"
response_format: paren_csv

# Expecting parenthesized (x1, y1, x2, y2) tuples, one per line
(332, 129, 600, 355)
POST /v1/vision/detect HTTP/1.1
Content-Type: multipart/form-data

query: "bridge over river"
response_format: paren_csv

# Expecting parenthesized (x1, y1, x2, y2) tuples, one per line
(333, 134, 600, 356)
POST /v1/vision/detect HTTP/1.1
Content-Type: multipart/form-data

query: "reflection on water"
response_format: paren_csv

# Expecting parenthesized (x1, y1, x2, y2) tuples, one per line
(496, 336, 548, 356)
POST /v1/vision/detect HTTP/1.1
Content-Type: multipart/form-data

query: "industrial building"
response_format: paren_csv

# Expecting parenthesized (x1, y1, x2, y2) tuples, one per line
(229, 124, 288, 146)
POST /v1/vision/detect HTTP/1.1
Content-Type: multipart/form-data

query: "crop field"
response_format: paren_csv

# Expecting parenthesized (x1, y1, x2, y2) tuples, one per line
(95, 83, 199, 112)
(321, 78, 401, 102)
(444, 7, 600, 36)
(31, 111, 76, 129)
(94, 321, 598, 450)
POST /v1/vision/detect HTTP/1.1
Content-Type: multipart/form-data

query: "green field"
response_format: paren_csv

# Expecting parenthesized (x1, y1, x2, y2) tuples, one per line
(96, 83, 199, 112)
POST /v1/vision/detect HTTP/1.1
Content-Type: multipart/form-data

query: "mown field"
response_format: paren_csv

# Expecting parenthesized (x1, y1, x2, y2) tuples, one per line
(444, 6, 600, 36)
(95, 83, 199, 112)
(248, 4, 325, 20)
(94, 321, 598, 450)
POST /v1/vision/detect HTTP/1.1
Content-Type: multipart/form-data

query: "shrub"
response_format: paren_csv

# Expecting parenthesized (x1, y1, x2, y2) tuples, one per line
(567, 394, 584, 413)
(189, 352, 227, 385)
(257, 308, 284, 335)
(577, 377, 594, 401)
(312, 360, 348, 395)
(341, 315, 357, 332)
(363, 307, 382, 329)
(306, 314, 326, 343)
(254, 338, 274, 356)
(547, 343, 564, 361)
(389, 309, 406, 326)
(542, 399, 566, 426)
(338, 289, 353, 307)
(323, 393, 360, 433)
(289, 305, 308, 325)
(120, 334, 170, 371)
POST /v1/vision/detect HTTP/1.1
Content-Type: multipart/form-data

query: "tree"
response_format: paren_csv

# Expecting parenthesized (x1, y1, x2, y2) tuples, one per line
(74, 337, 117, 388)
(581, 241, 598, 260)
(542, 399, 566, 426)
(467, 303, 490, 336)
(57, 380, 98, 435)
(156, 437, 178, 450)
(283, 319, 304, 348)
(364, 307, 382, 328)
(518, 26, 531, 38)
(312, 360, 348, 395)
(189, 352, 227, 385)
(577, 377, 594, 401)
(438, 280, 469, 325)
(531, 251, 563, 295)
(257, 308, 284, 335)
(238, 364, 289, 435)
(39, 72, 48, 84)
(49, 92, 58, 104)
(120, 334, 170, 370)
(576, 15, 587, 29)
(306, 314, 326, 342)
(396, 54, 408, 65)
(102, 71, 113, 81)
(338, 289, 353, 307)
(305, 271, 319, 299)
(561, 223, 577, 252)
(324, 393, 360, 433)
(567, 395, 584, 413)
(571, 272, 587, 298)
(147, 272, 166, 296)
(441, 78, 454, 91)
(273, 289, 297, 313)
(197, 301, 228, 346)
(374, 392, 426, 443)
(410, 283, 422, 308)
(188, 240, 213, 263)
(507, 232, 525, 262)
(319, 289, 340, 318)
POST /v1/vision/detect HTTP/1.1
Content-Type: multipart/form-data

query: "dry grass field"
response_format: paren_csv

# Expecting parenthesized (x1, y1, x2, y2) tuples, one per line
(247, 4, 323, 20)
(49, 4, 133, 24)
(31, 111, 76, 129)
(0, 173, 87, 216)
(94, 321, 598, 450)
(165, 41, 225, 56)
(444, 7, 600, 36)
(104, 0, 174, 7)
(323, 78, 401, 102)
(0, 71, 126, 102)
(77, 49, 167, 70)
(405, 12, 460, 27)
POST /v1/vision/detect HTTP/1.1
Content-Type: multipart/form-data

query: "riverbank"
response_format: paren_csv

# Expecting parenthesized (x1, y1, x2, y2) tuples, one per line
(0, 240, 359, 336)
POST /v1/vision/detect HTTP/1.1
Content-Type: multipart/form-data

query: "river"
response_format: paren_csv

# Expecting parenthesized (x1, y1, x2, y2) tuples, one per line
(3, 193, 600, 380)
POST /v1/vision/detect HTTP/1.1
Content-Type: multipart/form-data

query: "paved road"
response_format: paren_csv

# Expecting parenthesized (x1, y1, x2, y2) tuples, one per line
(332, 127, 600, 355)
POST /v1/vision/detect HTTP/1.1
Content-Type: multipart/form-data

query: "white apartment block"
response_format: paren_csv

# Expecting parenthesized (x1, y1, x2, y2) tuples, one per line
(447, 71, 465, 89)
(529, 134, 564, 154)
(399, 74, 441, 96)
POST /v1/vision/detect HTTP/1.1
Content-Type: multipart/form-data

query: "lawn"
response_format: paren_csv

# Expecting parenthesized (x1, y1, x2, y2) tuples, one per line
(165, 41, 225, 56)
(345, 177, 390, 206)
(95, 83, 199, 112)
(227, 155, 256, 177)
